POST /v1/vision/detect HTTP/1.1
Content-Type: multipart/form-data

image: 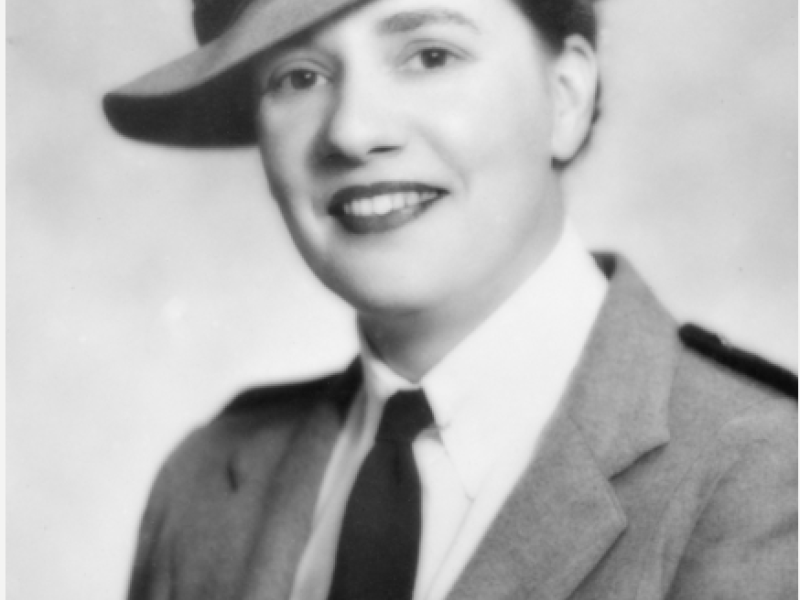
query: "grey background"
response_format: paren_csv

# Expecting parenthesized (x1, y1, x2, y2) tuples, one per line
(8, 0, 797, 598)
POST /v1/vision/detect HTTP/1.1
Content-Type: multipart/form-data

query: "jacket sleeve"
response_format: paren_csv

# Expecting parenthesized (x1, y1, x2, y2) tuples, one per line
(127, 473, 172, 600)
(127, 428, 204, 600)
(666, 408, 798, 599)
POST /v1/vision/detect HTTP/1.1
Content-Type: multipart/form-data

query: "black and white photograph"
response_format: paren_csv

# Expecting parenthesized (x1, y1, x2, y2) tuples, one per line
(8, 0, 798, 598)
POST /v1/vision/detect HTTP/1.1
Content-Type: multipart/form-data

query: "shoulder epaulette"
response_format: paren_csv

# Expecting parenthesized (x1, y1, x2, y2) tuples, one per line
(679, 323, 797, 399)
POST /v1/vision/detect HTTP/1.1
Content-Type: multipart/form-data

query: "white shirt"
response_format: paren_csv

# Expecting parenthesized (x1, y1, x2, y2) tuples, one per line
(289, 224, 608, 600)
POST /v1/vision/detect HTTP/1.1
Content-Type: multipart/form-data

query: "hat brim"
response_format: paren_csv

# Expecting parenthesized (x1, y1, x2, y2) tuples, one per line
(103, 0, 363, 147)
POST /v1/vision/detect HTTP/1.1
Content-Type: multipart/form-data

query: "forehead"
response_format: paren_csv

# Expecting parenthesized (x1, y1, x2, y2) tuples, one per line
(286, 0, 532, 44)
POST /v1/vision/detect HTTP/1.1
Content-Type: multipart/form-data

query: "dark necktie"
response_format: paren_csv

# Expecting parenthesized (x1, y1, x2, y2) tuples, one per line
(327, 389, 434, 600)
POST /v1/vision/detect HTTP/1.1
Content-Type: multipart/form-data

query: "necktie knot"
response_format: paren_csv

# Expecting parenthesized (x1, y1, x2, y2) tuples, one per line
(376, 389, 434, 443)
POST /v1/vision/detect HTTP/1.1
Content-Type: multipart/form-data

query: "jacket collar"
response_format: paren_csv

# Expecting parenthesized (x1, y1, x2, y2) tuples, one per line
(446, 255, 677, 600)
(564, 254, 676, 478)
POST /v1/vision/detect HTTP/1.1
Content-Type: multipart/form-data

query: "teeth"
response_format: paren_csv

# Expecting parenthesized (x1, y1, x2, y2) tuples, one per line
(341, 191, 438, 217)
(375, 196, 392, 215)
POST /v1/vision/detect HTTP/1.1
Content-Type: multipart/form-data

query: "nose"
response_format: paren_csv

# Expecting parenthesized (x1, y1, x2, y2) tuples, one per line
(316, 74, 406, 166)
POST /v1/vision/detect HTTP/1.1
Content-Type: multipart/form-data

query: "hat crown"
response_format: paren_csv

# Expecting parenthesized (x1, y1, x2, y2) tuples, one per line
(192, 0, 251, 44)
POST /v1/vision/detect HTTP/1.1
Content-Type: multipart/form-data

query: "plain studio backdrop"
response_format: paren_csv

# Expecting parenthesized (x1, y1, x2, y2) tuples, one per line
(8, 0, 797, 598)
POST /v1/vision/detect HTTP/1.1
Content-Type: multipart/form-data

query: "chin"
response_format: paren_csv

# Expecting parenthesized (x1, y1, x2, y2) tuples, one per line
(323, 268, 442, 318)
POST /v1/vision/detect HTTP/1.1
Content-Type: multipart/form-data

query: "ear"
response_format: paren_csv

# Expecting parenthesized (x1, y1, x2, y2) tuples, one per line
(549, 35, 599, 162)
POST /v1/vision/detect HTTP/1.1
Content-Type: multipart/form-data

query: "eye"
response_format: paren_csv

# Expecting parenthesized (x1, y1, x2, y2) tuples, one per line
(269, 68, 329, 94)
(404, 48, 459, 72)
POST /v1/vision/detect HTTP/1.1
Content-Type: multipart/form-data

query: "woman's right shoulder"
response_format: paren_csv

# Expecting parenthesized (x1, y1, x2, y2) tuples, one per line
(164, 361, 362, 475)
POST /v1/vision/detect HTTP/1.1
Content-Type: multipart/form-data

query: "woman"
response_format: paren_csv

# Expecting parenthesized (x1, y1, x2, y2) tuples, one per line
(104, 0, 797, 598)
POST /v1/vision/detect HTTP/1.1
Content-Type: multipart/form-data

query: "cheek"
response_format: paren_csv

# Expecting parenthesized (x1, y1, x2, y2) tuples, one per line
(425, 74, 557, 264)
(257, 103, 320, 198)
(257, 130, 321, 260)
(479, 81, 553, 166)
(261, 140, 302, 200)
(423, 71, 554, 183)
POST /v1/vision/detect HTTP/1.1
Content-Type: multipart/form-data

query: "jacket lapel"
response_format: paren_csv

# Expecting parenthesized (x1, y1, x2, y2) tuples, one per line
(238, 361, 362, 600)
(448, 256, 678, 600)
(446, 414, 628, 600)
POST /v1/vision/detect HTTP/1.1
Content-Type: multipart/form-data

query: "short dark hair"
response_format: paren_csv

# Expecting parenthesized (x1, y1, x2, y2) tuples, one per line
(513, 0, 598, 50)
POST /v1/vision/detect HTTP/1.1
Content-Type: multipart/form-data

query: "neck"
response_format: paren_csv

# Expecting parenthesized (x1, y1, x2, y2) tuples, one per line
(359, 203, 565, 382)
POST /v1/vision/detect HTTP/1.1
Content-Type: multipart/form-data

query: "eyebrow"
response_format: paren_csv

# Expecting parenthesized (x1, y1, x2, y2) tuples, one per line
(378, 9, 480, 35)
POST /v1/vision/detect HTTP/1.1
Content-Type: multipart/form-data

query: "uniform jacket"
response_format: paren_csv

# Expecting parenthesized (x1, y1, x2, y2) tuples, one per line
(128, 256, 797, 600)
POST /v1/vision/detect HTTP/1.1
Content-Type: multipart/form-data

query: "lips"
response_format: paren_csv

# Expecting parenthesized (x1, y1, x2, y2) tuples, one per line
(328, 182, 446, 234)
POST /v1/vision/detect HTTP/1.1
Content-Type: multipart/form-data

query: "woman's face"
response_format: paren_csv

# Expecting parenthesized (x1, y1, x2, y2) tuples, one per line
(255, 0, 592, 320)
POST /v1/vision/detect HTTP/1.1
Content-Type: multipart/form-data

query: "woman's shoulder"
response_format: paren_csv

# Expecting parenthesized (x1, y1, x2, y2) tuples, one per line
(671, 323, 797, 452)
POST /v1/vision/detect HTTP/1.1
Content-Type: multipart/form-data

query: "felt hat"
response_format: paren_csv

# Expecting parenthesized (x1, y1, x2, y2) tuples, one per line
(103, 0, 363, 146)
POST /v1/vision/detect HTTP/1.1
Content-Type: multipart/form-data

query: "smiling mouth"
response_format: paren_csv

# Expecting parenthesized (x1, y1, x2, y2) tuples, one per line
(328, 182, 446, 234)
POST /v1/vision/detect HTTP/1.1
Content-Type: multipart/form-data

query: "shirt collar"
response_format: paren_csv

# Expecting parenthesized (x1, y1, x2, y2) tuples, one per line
(359, 222, 607, 498)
